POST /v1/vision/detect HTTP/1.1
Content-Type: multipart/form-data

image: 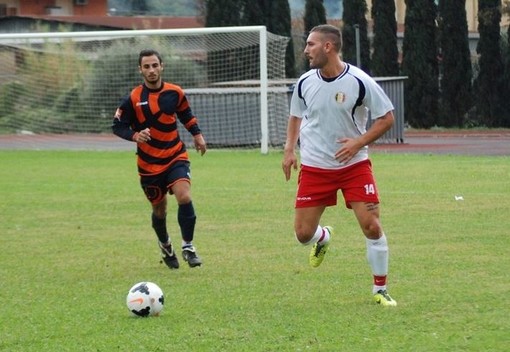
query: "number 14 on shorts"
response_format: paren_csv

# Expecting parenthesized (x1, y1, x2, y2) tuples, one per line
(364, 183, 376, 195)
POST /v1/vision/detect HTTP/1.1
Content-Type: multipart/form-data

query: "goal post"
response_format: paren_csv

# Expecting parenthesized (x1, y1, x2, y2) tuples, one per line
(259, 27, 269, 154)
(0, 26, 291, 153)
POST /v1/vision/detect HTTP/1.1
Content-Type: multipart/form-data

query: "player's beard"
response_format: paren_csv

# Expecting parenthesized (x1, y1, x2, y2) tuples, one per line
(308, 53, 327, 69)
(144, 72, 161, 88)
(145, 73, 159, 83)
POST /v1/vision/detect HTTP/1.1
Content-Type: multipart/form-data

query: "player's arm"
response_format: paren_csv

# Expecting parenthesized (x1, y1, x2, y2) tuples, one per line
(335, 110, 394, 163)
(282, 115, 301, 181)
(112, 97, 138, 142)
(356, 110, 394, 147)
(178, 109, 202, 136)
(176, 108, 206, 154)
(192, 133, 207, 156)
(175, 94, 206, 155)
(175, 94, 203, 136)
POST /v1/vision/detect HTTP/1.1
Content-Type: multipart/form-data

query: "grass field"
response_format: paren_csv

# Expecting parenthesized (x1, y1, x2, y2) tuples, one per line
(1, 150, 509, 351)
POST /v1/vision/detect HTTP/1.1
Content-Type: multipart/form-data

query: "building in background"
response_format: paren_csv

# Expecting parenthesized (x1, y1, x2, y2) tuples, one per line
(0, 0, 200, 32)
(0, 0, 106, 17)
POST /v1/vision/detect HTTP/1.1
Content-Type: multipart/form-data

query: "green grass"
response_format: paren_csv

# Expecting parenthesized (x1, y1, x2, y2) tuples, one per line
(0, 150, 509, 351)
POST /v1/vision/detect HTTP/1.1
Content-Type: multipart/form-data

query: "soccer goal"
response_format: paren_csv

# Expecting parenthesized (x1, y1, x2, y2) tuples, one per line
(0, 26, 291, 153)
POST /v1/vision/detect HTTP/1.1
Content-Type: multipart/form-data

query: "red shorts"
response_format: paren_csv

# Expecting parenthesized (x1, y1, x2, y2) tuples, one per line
(295, 159, 379, 209)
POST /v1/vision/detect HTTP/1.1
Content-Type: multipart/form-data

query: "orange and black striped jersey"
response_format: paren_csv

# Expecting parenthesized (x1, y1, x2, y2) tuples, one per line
(112, 82, 202, 176)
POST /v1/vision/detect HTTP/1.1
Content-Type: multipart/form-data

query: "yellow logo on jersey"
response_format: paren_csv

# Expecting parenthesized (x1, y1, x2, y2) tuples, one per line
(335, 92, 346, 103)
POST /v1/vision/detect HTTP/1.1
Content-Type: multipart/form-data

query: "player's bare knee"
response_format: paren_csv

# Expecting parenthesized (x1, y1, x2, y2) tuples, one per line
(152, 202, 167, 218)
(294, 227, 314, 244)
(295, 232, 309, 244)
(176, 194, 192, 204)
(361, 221, 382, 239)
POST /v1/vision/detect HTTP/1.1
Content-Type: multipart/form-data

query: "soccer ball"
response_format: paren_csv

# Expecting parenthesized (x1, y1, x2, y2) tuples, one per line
(126, 282, 165, 317)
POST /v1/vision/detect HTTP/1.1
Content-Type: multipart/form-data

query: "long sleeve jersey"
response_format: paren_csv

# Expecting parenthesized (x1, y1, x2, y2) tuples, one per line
(112, 82, 201, 176)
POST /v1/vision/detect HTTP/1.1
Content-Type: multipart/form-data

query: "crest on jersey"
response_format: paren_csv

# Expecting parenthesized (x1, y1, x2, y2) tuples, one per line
(335, 92, 346, 103)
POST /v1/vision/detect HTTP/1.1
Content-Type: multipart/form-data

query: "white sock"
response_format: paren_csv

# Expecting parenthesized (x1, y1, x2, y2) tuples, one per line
(299, 225, 327, 246)
(373, 284, 387, 294)
(182, 241, 193, 248)
(366, 233, 389, 292)
(318, 226, 331, 245)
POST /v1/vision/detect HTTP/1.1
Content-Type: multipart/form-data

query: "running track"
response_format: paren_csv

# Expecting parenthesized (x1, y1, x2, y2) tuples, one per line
(0, 130, 509, 156)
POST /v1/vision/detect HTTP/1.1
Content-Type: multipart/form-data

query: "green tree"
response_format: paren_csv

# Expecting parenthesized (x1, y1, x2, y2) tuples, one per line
(304, 0, 327, 32)
(205, 0, 242, 27)
(401, 0, 439, 128)
(85, 39, 203, 132)
(342, 0, 371, 73)
(268, 0, 296, 78)
(204, 0, 242, 82)
(474, 0, 505, 127)
(303, 0, 327, 71)
(242, 0, 265, 25)
(437, 0, 473, 127)
(370, 0, 399, 76)
(242, 0, 296, 78)
(503, 2, 510, 126)
(16, 41, 90, 133)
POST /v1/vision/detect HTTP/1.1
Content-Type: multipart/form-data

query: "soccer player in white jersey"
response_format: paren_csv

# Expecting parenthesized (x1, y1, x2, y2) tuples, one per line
(282, 24, 397, 306)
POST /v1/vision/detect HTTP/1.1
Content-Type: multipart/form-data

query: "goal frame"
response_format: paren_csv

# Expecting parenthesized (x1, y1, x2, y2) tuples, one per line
(0, 26, 271, 153)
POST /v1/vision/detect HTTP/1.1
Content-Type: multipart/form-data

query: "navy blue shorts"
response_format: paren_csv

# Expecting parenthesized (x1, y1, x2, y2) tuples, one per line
(140, 161, 191, 204)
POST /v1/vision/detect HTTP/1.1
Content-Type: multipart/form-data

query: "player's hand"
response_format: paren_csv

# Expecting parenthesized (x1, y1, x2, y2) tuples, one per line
(134, 128, 151, 143)
(282, 151, 298, 181)
(194, 134, 207, 156)
(335, 138, 362, 163)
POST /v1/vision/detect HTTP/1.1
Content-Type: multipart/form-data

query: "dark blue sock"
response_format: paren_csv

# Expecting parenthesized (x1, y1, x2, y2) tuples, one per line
(178, 202, 196, 243)
(152, 213, 169, 244)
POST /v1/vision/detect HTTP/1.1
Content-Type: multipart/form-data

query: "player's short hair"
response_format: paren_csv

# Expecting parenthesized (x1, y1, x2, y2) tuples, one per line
(310, 24, 342, 53)
(138, 49, 163, 66)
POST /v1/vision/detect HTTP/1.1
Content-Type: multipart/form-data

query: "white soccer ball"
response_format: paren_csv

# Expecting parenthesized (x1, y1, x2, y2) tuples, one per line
(126, 282, 165, 317)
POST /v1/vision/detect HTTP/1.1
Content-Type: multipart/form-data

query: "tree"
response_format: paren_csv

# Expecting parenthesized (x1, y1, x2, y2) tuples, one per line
(242, 0, 296, 78)
(205, 0, 241, 27)
(504, 26, 510, 126)
(437, 0, 473, 127)
(500, 0, 510, 126)
(304, 0, 327, 32)
(402, 0, 439, 128)
(370, 0, 399, 76)
(242, 0, 266, 25)
(303, 0, 327, 71)
(267, 0, 296, 78)
(401, 0, 439, 128)
(474, 0, 505, 127)
(204, 0, 243, 82)
(342, 0, 371, 73)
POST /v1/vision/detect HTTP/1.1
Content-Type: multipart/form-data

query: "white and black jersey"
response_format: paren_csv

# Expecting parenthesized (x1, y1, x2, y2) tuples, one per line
(290, 63, 394, 169)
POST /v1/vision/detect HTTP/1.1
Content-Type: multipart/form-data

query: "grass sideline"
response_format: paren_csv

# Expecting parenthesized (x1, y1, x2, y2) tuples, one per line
(0, 150, 509, 351)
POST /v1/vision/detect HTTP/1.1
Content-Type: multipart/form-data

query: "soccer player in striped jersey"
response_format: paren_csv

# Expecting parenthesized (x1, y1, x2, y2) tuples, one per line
(112, 49, 206, 269)
(282, 25, 397, 306)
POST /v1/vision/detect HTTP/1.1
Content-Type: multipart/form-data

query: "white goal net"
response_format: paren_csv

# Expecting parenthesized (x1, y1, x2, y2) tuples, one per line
(0, 26, 291, 152)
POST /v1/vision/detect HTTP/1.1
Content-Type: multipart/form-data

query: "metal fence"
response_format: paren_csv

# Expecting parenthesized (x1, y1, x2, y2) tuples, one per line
(183, 76, 406, 148)
(368, 77, 407, 144)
